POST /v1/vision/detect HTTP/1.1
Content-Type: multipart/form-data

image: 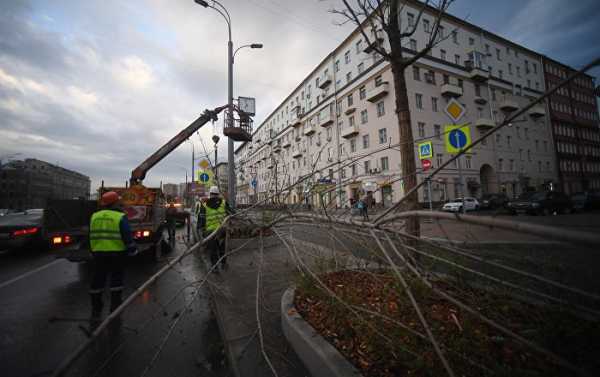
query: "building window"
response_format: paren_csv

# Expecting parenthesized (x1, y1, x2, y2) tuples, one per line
(413, 66, 421, 81)
(434, 124, 441, 139)
(498, 158, 503, 171)
(475, 84, 481, 97)
(465, 155, 472, 169)
(359, 85, 366, 99)
(410, 39, 417, 51)
(378, 128, 387, 144)
(415, 93, 423, 109)
(516, 66, 521, 77)
(527, 149, 532, 162)
(454, 54, 460, 65)
(351, 164, 357, 176)
(360, 109, 368, 124)
(431, 97, 438, 112)
(423, 19, 430, 33)
(499, 70, 503, 79)
(356, 40, 362, 54)
(440, 49, 446, 60)
(334, 60, 340, 72)
(507, 135, 511, 146)
(350, 139, 356, 153)
(458, 79, 463, 88)
(496, 48, 501, 61)
(485, 44, 490, 54)
(407, 12, 415, 27)
(347, 93, 353, 107)
(468, 37, 474, 46)
(509, 159, 514, 171)
(346, 71, 352, 83)
(358, 62, 364, 74)
(364, 160, 370, 174)
(496, 133, 501, 145)
(443, 74, 449, 84)
(418, 122, 425, 137)
(380, 156, 389, 171)
(375, 75, 383, 86)
(344, 50, 351, 64)
(363, 134, 370, 149)
(436, 153, 443, 167)
(452, 30, 458, 44)
(376, 101, 385, 117)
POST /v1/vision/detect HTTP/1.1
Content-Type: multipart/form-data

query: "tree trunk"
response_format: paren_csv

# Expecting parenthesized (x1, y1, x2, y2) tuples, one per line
(390, 61, 420, 238)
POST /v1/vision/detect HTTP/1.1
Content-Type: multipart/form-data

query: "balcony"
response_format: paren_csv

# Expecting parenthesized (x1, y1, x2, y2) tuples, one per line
(474, 96, 487, 105)
(367, 82, 389, 102)
(292, 149, 302, 158)
(319, 112, 334, 127)
(345, 106, 356, 115)
(441, 83, 463, 98)
(475, 118, 495, 130)
(465, 61, 489, 82)
(295, 133, 302, 141)
(529, 106, 546, 119)
(282, 139, 291, 148)
(364, 30, 384, 53)
(304, 124, 316, 136)
(273, 144, 282, 153)
(318, 74, 332, 89)
(341, 124, 359, 139)
(499, 100, 519, 113)
(290, 112, 302, 127)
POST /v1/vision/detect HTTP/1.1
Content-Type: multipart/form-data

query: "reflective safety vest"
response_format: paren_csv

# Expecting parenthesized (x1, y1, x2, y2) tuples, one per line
(90, 210, 126, 253)
(204, 200, 226, 232)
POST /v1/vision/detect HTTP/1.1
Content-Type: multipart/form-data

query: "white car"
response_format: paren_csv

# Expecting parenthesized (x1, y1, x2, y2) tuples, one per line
(442, 198, 480, 213)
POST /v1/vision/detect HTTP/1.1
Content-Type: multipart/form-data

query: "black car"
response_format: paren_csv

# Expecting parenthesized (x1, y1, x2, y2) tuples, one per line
(479, 193, 509, 210)
(570, 191, 600, 212)
(507, 191, 572, 215)
(0, 209, 45, 252)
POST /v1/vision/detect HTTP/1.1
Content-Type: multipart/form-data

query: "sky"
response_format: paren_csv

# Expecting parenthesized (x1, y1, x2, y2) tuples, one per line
(1, 0, 599, 192)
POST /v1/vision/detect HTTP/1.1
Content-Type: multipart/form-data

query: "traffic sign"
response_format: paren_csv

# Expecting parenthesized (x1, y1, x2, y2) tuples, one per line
(196, 169, 213, 186)
(199, 159, 210, 169)
(417, 141, 433, 160)
(444, 98, 466, 123)
(444, 124, 472, 153)
(422, 159, 432, 171)
(251, 178, 257, 188)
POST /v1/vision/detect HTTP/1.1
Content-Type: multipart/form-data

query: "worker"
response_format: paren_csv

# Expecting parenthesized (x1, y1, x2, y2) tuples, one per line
(198, 186, 231, 272)
(89, 191, 137, 327)
(166, 203, 177, 244)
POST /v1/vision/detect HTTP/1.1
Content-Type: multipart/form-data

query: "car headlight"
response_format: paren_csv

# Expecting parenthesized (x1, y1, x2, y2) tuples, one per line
(531, 202, 540, 208)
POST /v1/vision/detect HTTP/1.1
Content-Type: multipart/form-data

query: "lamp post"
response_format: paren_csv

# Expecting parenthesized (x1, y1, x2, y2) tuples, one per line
(212, 134, 220, 183)
(194, 0, 262, 207)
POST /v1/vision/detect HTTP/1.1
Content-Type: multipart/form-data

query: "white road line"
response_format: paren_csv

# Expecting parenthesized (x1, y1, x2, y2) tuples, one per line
(0, 259, 64, 290)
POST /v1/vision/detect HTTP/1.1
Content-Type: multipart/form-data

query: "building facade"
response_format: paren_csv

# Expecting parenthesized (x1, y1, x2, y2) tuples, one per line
(0, 158, 91, 210)
(235, 2, 564, 208)
(542, 57, 600, 194)
(163, 183, 179, 200)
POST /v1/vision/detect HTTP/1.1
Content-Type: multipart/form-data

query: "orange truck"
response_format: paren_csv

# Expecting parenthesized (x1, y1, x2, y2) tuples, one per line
(49, 106, 226, 261)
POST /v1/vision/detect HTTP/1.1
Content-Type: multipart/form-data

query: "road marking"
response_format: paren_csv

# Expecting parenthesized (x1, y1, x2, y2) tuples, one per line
(0, 259, 63, 290)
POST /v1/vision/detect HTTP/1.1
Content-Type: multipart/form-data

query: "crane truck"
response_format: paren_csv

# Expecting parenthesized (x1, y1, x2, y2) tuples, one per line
(47, 106, 227, 261)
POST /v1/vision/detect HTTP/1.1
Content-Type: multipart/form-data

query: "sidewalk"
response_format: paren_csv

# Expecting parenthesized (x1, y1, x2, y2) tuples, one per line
(193, 228, 311, 377)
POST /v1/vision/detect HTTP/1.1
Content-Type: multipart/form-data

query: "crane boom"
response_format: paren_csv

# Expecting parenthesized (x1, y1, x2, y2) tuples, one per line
(130, 105, 227, 186)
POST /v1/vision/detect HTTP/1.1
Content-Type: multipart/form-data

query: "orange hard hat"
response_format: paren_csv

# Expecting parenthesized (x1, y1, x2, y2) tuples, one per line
(101, 191, 120, 206)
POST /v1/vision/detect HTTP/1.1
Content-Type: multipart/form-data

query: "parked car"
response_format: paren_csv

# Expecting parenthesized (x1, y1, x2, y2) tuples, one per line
(0, 209, 15, 217)
(0, 209, 46, 251)
(479, 193, 509, 210)
(507, 191, 572, 215)
(570, 191, 600, 212)
(442, 197, 480, 213)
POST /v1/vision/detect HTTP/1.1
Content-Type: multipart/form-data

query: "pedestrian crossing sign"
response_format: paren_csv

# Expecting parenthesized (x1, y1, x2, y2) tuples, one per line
(417, 141, 433, 160)
(444, 124, 472, 153)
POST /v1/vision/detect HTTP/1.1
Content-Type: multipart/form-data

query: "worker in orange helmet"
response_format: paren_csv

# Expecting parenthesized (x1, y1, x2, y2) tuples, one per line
(88, 191, 137, 328)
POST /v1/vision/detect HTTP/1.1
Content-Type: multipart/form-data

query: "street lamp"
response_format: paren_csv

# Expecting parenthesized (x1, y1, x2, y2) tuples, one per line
(194, 0, 262, 208)
(212, 134, 220, 181)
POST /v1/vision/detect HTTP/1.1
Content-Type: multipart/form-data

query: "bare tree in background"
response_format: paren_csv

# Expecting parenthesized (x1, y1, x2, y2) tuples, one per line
(331, 0, 455, 238)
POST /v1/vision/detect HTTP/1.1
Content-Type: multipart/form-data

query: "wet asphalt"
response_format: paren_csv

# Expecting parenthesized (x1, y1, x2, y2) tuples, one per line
(0, 229, 230, 377)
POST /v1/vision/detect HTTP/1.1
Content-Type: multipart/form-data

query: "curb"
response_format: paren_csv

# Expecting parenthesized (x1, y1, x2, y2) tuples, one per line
(281, 287, 362, 377)
(422, 236, 566, 248)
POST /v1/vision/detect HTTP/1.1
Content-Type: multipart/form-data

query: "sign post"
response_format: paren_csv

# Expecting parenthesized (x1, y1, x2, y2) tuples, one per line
(444, 99, 470, 212)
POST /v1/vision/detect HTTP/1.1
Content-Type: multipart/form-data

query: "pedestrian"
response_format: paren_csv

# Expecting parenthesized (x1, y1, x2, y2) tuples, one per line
(89, 191, 138, 327)
(198, 186, 232, 273)
(358, 198, 369, 220)
(166, 203, 177, 244)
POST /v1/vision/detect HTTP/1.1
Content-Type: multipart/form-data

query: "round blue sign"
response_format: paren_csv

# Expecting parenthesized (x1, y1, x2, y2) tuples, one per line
(448, 129, 468, 149)
(199, 172, 210, 182)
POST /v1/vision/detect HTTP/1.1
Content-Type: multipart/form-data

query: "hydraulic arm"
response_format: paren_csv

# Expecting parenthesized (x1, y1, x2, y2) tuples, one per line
(130, 105, 227, 186)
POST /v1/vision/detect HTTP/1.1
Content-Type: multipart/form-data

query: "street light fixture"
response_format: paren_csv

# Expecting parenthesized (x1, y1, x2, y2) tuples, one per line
(194, 0, 262, 208)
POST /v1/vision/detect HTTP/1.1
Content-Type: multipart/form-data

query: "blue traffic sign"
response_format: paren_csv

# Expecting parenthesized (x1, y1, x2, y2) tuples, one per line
(199, 172, 210, 182)
(251, 178, 257, 188)
(448, 129, 468, 149)
(418, 142, 433, 159)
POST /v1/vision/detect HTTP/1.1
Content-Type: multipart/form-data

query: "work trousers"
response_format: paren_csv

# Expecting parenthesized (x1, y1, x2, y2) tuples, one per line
(203, 229, 226, 267)
(89, 253, 126, 314)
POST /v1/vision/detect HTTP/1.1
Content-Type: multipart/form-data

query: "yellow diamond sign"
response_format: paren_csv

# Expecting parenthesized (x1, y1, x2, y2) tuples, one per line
(444, 98, 466, 123)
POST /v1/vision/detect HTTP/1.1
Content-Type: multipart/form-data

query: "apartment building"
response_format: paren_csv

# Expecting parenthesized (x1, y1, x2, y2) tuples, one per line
(542, 57, 600, 194)
(235, 1, 561, 207)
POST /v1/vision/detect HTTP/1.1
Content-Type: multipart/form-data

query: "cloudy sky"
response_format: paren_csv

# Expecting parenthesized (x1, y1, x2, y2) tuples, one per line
(1, 0, 598, 191)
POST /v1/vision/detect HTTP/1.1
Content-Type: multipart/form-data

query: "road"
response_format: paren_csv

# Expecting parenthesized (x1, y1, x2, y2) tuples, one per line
(0, 229, 229, 377)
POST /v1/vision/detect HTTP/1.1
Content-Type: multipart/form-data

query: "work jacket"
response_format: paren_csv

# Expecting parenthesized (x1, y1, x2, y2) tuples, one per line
(199, 197, 229, 233)
(90, 209, 129, 253)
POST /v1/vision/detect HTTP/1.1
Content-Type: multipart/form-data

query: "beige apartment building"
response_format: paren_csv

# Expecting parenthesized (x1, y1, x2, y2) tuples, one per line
(235, 2, 559, 208)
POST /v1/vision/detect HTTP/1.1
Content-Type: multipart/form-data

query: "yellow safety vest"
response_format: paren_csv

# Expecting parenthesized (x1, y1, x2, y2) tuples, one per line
(205, 200, 226, 232)
(90, 210, 126, 252)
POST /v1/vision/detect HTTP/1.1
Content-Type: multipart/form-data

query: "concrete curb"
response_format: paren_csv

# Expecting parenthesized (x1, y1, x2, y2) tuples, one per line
(281, 287, 362, 377)
(422, 236, 566, 248)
